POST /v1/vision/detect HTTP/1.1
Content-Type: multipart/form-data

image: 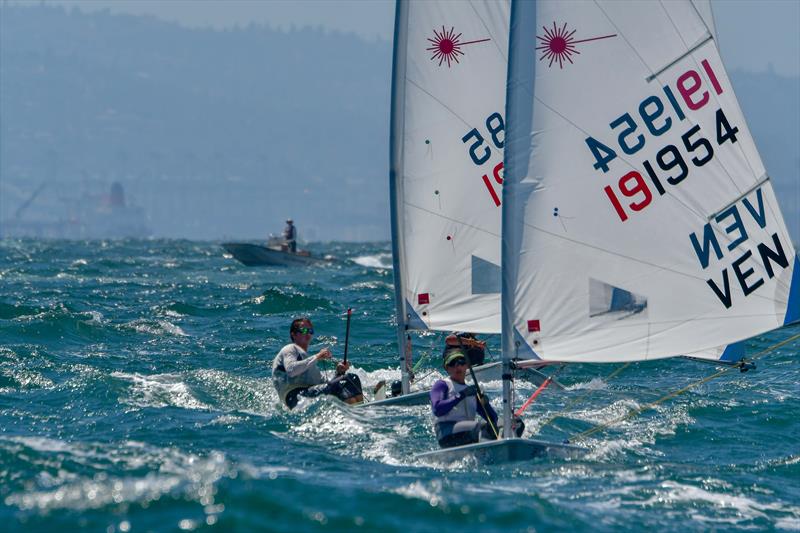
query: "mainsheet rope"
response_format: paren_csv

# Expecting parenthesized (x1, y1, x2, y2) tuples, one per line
(567, 331, 800, 443)
(534, 362, 632, 434)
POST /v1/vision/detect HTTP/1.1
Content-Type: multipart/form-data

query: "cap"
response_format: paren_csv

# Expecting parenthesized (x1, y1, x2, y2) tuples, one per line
(443, 350, 467, 367)
(286, 218, 293, 223)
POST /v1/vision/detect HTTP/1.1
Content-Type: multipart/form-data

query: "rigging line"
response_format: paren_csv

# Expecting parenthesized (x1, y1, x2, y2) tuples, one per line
(592, 0, 656, 80)
(414, 368, 438, 384)
(412, 330, 448, 372)
(406, 78, 473, 130)
(405, 201, 501, 238)
(568, 330, 800, 443)
(456, 335, 500, 439)
(467, 0, 508, 62)
(535, 362, 631, 434)
(412, 350, 430, 372)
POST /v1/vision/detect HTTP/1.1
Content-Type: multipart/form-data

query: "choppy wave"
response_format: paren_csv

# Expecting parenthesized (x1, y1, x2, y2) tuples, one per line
(1, 240, 798, 531)
(251, 287, 331, 314)
(352, 253, 393, 269)
(112, 372, 209, 410)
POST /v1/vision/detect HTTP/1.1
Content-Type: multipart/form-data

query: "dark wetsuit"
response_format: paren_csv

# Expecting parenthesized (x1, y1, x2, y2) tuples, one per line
(283, 224, 296, 253)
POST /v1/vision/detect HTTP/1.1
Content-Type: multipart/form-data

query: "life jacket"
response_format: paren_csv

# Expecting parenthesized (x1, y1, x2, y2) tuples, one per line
(433, 378, 477, 439)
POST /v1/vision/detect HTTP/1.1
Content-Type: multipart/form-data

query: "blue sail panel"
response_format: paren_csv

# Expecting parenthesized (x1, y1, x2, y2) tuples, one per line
(513, 327, 540, 360)
(783, 255, 800, 326)
(404, 299, 428, 330)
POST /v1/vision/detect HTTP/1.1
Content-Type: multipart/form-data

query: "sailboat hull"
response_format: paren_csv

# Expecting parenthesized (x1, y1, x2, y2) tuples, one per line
(362, 362, 561, 408)
(415, 438, 584, 464)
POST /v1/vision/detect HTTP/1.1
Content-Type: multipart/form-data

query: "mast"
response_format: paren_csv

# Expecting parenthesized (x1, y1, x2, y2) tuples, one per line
(389, 0, 411, 394)
(501, 0, 537, 439)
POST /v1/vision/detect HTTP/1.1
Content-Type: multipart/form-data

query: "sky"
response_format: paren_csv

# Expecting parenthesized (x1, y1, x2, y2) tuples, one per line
(42, 0, 800, 77)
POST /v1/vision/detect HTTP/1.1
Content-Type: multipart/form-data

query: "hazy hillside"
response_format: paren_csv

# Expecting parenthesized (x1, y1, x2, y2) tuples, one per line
(0, 4, 391, 240)
(0, 4, 797, 241)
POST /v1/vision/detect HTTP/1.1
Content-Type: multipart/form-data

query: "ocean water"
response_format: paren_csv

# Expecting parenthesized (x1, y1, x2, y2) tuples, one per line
(1, 239, 798, 532)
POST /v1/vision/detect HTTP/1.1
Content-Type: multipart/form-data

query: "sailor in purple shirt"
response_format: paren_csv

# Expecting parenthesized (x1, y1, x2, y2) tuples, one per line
(429, 350, 499, 448)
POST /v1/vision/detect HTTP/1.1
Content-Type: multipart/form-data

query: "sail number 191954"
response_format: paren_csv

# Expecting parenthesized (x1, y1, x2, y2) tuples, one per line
(586, 59, 741, 222)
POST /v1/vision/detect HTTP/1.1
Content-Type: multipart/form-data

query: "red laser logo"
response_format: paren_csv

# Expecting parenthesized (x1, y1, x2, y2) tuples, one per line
(536, 22, 617, 69)
(427, 26, 491, 68)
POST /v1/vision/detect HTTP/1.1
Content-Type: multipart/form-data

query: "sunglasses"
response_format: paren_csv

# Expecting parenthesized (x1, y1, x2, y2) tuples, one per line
(446, 358, 467, 368)
(295, 327, 314, 335)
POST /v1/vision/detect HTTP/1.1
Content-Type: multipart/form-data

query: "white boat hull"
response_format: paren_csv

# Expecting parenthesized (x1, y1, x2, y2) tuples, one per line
(362, 361, 561, 408)
(415, 437, 584, 464)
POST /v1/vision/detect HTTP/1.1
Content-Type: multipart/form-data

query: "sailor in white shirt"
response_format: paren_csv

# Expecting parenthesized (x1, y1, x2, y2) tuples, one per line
(272, 317, 363, 408)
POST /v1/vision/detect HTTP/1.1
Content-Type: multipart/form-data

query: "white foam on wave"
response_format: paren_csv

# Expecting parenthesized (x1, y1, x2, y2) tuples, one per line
(123, 319, 188, 337)
(112, 372, 209, 410)
(0, 367, 55, 391)
(392, 479, 445, 506)
(776, 517, 800, 530)
(566, 377, 609, 391)
(351, 253, 393, 269)
(565, 399, 694, 461)
(2, 437, 232, 514)
(640, 480, 800, 526)
(82, 310, 105, 324)
(192, 368, 277, 414)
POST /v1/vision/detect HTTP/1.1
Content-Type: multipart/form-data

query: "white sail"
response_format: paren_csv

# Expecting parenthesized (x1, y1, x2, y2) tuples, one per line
(503, 0, 799, 364)
(692, 0, 717, 42)
(390, 0, 510, 334)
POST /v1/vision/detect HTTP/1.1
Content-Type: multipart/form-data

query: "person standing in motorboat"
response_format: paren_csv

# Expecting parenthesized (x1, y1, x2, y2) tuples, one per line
(272, 317, 363, 409)
(283, 218, 297, 253)
(429, 350, 500, 448)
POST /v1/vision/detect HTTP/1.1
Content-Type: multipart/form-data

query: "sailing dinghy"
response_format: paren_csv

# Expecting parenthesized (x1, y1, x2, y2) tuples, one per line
(375, 0, 557, 408)
(417, 0, 798, 463)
